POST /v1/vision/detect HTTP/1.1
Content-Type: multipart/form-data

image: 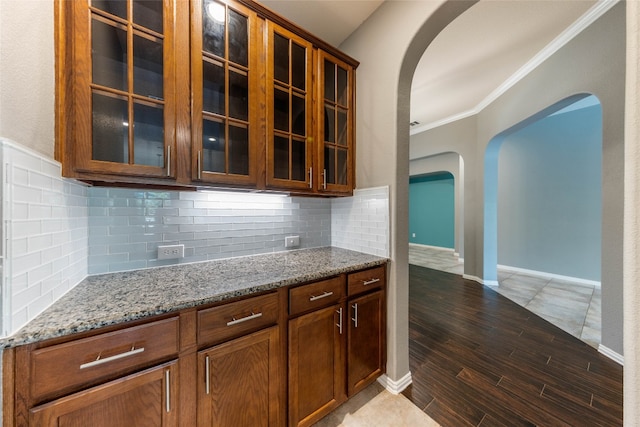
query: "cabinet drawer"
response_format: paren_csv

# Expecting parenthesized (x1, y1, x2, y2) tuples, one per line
(289, 276, 345, 316)
(348, 266, 385, 296)
(30, 317, 179, 403)
(198, 292, 279, 347)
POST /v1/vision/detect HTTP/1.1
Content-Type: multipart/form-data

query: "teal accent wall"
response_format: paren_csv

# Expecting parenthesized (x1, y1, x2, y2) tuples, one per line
(409, 173, 454, 248)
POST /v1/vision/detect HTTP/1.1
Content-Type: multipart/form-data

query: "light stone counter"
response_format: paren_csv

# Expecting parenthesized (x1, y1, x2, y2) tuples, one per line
(1, 247, 387, 348)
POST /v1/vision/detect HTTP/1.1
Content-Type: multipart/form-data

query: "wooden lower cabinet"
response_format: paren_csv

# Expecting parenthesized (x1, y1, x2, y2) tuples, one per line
(288, 303, 346, 427)
(347, 290, 385, 396)
(197, 326, 280, 427)
(29, 360, 178, 427)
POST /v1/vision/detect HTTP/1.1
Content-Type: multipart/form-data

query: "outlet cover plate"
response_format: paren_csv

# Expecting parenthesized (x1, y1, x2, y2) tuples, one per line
(285, 235, 300, 248)
(158, 244, 185, 260)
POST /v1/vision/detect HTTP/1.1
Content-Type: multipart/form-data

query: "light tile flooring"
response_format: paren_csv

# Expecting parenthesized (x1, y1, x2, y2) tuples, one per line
(409, 244, 601, 348)
(312, 382, 440, 427)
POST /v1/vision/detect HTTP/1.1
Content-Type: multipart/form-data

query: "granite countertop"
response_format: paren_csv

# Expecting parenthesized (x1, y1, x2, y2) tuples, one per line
(1, 247, 387, 349)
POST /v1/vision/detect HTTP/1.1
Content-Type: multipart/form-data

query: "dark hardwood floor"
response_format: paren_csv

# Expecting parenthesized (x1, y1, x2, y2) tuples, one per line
(402, 265, 623, 427)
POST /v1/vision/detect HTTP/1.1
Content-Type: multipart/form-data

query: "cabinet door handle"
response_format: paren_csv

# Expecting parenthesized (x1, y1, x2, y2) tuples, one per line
(309, 167, 313, 188)
(363, 278, 380, 286)
(166, 146, 171, 177)
(165, 369, 171, 413)
(205, 355, 210, 395)
(79, 346, 145, 369)
(322, 169, 327, 189)
(336, 307, 343, 335)
(309, 291, 333, 302)
(226, 311, 263, 326)
(197, 150, 202, 180)
(352, 303, 358, 328)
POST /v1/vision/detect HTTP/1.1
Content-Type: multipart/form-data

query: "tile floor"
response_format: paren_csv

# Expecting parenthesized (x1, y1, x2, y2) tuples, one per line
(408, 244, 601, 348)
(312, 382, 441, 427)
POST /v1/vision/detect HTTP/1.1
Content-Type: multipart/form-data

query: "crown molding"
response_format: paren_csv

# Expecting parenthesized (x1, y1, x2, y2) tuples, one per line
(410, 0, 620, 136)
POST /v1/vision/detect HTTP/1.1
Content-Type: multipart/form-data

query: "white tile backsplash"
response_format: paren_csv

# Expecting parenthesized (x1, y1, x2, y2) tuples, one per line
(332, 186, 390, 258)
(87, 189, 332, 273)
(1, 139, 88, 337)
(0, 137, 390, 337)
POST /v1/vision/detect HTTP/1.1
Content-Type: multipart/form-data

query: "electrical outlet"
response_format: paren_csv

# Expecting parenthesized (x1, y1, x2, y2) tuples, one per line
(412, 233, 416, 238)
(285, 235, 300, 248)
(158, 244, 185, 260)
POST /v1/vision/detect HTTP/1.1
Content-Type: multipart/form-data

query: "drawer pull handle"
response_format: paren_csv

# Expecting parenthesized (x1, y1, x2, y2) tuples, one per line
(363, 278, 380, 286)
(226, 312, 263, 326)
(309, 291, 333, 302)
(79, 346, 145, 369)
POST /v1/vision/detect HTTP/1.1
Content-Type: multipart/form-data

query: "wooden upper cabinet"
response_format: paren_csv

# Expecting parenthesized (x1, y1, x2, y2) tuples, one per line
(316, 51, 355, 195)
(266, 23, 314, 191)
(58, 0, 179, 182)
(56, 0, 358, 194)
(191, 0, 262, 187)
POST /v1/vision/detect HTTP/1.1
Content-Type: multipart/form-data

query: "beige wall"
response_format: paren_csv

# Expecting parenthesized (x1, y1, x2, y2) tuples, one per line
(0, 0, 55, 157)
(625, 1, 640, 424)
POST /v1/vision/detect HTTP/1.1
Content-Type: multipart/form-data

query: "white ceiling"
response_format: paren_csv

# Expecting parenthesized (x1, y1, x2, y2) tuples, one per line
(259, 0, 599, 132)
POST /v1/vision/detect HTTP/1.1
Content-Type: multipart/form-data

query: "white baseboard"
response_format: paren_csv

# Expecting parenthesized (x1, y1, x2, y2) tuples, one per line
(598, 344, 624, 365)
(498, 264, 601, 288)
(409, 243, 454, 252)
(377, 372, 412, 395)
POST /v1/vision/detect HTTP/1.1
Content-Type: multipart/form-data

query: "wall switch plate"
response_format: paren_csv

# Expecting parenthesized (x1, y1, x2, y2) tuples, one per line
(158, 244, 185, 260)
(285, 235, 300, 248)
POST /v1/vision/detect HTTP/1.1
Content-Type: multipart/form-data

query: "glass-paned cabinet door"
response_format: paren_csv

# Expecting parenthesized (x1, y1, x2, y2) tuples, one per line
(266, 23, 313, 190)
(191, 0, 259, 186)
(317, 51, 354, 194)
(71, 0, 177, 178)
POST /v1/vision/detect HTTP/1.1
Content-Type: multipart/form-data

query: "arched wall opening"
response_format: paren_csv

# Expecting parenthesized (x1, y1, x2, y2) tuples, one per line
(342, 0, 624, 386)
(410, 152, 465, 259)
(483, 93, 600, 284)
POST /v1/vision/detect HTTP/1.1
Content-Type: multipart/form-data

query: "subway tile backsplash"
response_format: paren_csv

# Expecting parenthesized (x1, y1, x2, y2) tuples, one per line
(87, 189, 332, 274)
(332, 186, 390, 258)
(1, 140, 389, 337)
(1, 140, 88, 336)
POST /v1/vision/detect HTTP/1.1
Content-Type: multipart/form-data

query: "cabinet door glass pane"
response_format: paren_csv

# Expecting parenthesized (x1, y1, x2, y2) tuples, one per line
(203, 60, 225, 115)
(274, 136, 289, 179)
(92, 0, 127, 19)
(337, 109, 347, 146)
(133, 102, 164, 167)
(274, 88, 289, 132)
(291, 138, 306, 181)
(291, 94, 305, 136)
(229, 125, 249, 175)
(228, 9, 248, 67)
(133, 0, 163, 34)
(337, 66, 348, 106)
(92, 19, 128, 91)
(229, 70, 248, 121)
(133, 35, 163, 99)
(92, 92, 129, 163)
(273, 34, 289, 84)
(203, 119, 225, 173)
(324, 60, 335, 102)
(337, 148, 347, 185)
(203, 0, 225, 58)
(324, 106, 335, 143)
(324, 146, 335, 185)
(291, 42, 306, 90)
